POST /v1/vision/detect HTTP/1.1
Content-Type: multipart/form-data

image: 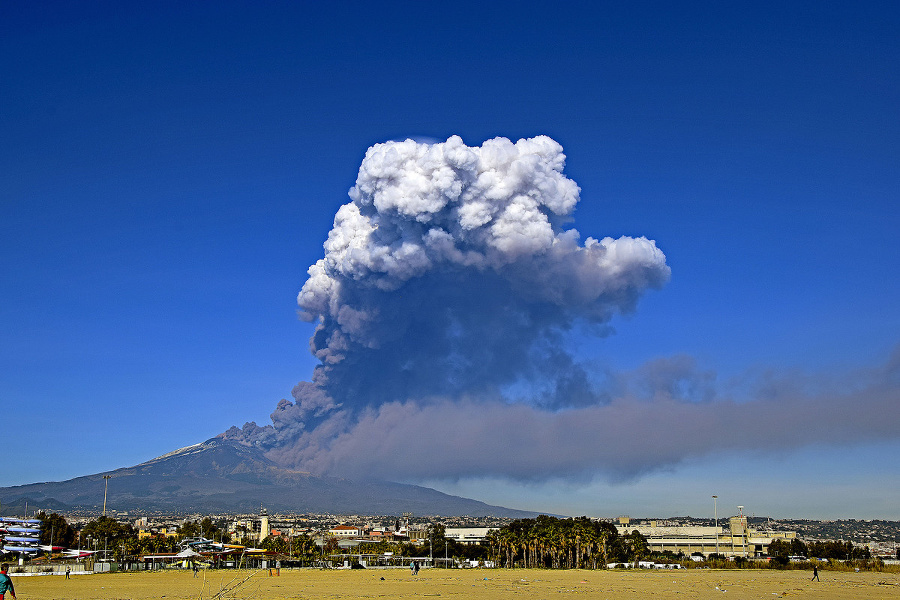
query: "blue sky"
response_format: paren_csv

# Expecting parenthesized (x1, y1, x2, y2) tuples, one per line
(2, 1, 898, 519)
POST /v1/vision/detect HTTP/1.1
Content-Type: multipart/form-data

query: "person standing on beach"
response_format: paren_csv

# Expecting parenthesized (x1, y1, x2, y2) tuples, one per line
(0, 563, 17, 600)
(811, 565, 819, 581)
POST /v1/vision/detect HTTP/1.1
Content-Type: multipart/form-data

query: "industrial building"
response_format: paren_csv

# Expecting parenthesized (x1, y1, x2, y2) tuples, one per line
(615, 514, 797, 558)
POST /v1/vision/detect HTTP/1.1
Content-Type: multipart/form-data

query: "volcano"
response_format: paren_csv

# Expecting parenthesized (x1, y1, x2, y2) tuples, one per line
(0, 437, 536, 517)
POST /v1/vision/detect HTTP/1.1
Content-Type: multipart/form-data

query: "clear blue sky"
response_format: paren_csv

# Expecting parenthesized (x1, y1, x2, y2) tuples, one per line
(2, 1, 898, 519)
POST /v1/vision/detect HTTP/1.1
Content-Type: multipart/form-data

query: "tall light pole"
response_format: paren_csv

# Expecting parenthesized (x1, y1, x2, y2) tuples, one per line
(712, 495, 718, 557)
(102, 475, 112, 516)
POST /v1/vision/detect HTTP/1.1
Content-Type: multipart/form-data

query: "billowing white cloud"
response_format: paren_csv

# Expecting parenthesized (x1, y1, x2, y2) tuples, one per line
(229, 135, 747, 479)
(219, 134, 900, 487)
(221, 135, 900, 487)
(289, 136, 669, 408)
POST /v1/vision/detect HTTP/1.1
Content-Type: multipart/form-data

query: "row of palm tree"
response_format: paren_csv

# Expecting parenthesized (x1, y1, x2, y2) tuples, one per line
(484, 516, 635, 569)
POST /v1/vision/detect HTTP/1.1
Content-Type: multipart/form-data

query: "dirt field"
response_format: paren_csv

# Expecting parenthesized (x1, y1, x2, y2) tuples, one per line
(10, 567, 900, 600)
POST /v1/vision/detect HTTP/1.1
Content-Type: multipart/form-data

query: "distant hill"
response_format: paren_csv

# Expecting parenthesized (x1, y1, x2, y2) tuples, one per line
(0, 496, 71, 516)
(0, 437, 537, 517)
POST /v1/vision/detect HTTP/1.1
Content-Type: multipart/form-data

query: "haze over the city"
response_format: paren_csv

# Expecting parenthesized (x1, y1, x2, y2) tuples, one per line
(2, 1, 898, 520)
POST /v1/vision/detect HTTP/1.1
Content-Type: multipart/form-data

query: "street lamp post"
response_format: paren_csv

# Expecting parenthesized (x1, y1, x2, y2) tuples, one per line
(712, 495, 719, 557)
(102, 475, 112, 516)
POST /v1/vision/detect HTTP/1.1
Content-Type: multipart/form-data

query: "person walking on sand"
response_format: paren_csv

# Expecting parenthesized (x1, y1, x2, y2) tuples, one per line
(0, 563, 17, 600)
(410, 560, 415, 575)
(811, 565, 819, 581)
(65, 565, 70, 579)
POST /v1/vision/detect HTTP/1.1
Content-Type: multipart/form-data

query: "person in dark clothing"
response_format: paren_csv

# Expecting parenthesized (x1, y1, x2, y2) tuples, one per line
(811, 565, 819, 581)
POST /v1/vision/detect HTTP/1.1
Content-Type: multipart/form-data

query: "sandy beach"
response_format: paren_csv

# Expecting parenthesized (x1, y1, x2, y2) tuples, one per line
(11, 567, 899, 600)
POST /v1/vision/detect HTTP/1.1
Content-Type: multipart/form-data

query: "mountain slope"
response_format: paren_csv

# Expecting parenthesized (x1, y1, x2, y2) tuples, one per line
(0, 437, 536, 517)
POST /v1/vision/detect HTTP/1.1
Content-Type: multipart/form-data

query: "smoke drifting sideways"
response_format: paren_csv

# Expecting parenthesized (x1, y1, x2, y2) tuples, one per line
(223, 135, 673, 477)
(222, 135, 900, 484)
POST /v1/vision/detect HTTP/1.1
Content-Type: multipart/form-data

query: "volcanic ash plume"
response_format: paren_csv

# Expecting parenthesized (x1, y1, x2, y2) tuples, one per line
(224, 135, 671, 475)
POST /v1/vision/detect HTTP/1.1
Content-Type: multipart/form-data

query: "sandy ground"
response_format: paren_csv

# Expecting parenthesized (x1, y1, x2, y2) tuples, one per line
(10, 567, 900, 600)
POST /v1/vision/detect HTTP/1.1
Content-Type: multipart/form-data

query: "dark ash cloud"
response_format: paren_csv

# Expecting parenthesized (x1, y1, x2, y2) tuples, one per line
(257, 348, 900, 482)
(221, 135, 899, 484)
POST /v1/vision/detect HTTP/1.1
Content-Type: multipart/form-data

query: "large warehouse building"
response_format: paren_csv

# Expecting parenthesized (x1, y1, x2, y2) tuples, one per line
(616, 514, 797, 558)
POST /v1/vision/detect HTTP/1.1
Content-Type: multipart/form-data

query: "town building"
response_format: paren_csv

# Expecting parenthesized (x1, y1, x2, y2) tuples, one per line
(444, 527, 495, 545)
(329, 525, 360, 537)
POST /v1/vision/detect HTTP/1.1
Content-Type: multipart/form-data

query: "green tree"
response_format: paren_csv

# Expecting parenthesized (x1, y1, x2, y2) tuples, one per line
(261, 534, 289, 553)
(789, 538, 808, 558)
(768, 539, 789, 557)
(767, 539, 790, 567)
(177, 520, 201, 538)
(808, 540, 852, 560)
(487, 515, 619, 570)
(198, 517, 222, 539)
(136, 535, 177, 554)
(425, 522, 445, 558)
(626, 530, 649, 563)
(323, 536, 340, 556)
(80, 516, 135, 558)
(37, 512, 76, 549)
(594, 520, 617, 567)
(291, 534, 318, 560)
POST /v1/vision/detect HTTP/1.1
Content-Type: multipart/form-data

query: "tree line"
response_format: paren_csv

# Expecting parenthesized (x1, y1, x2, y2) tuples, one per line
(484, 516, 650, 568)
(10, 512, 889, 569)
(767, 538, 871, 564)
